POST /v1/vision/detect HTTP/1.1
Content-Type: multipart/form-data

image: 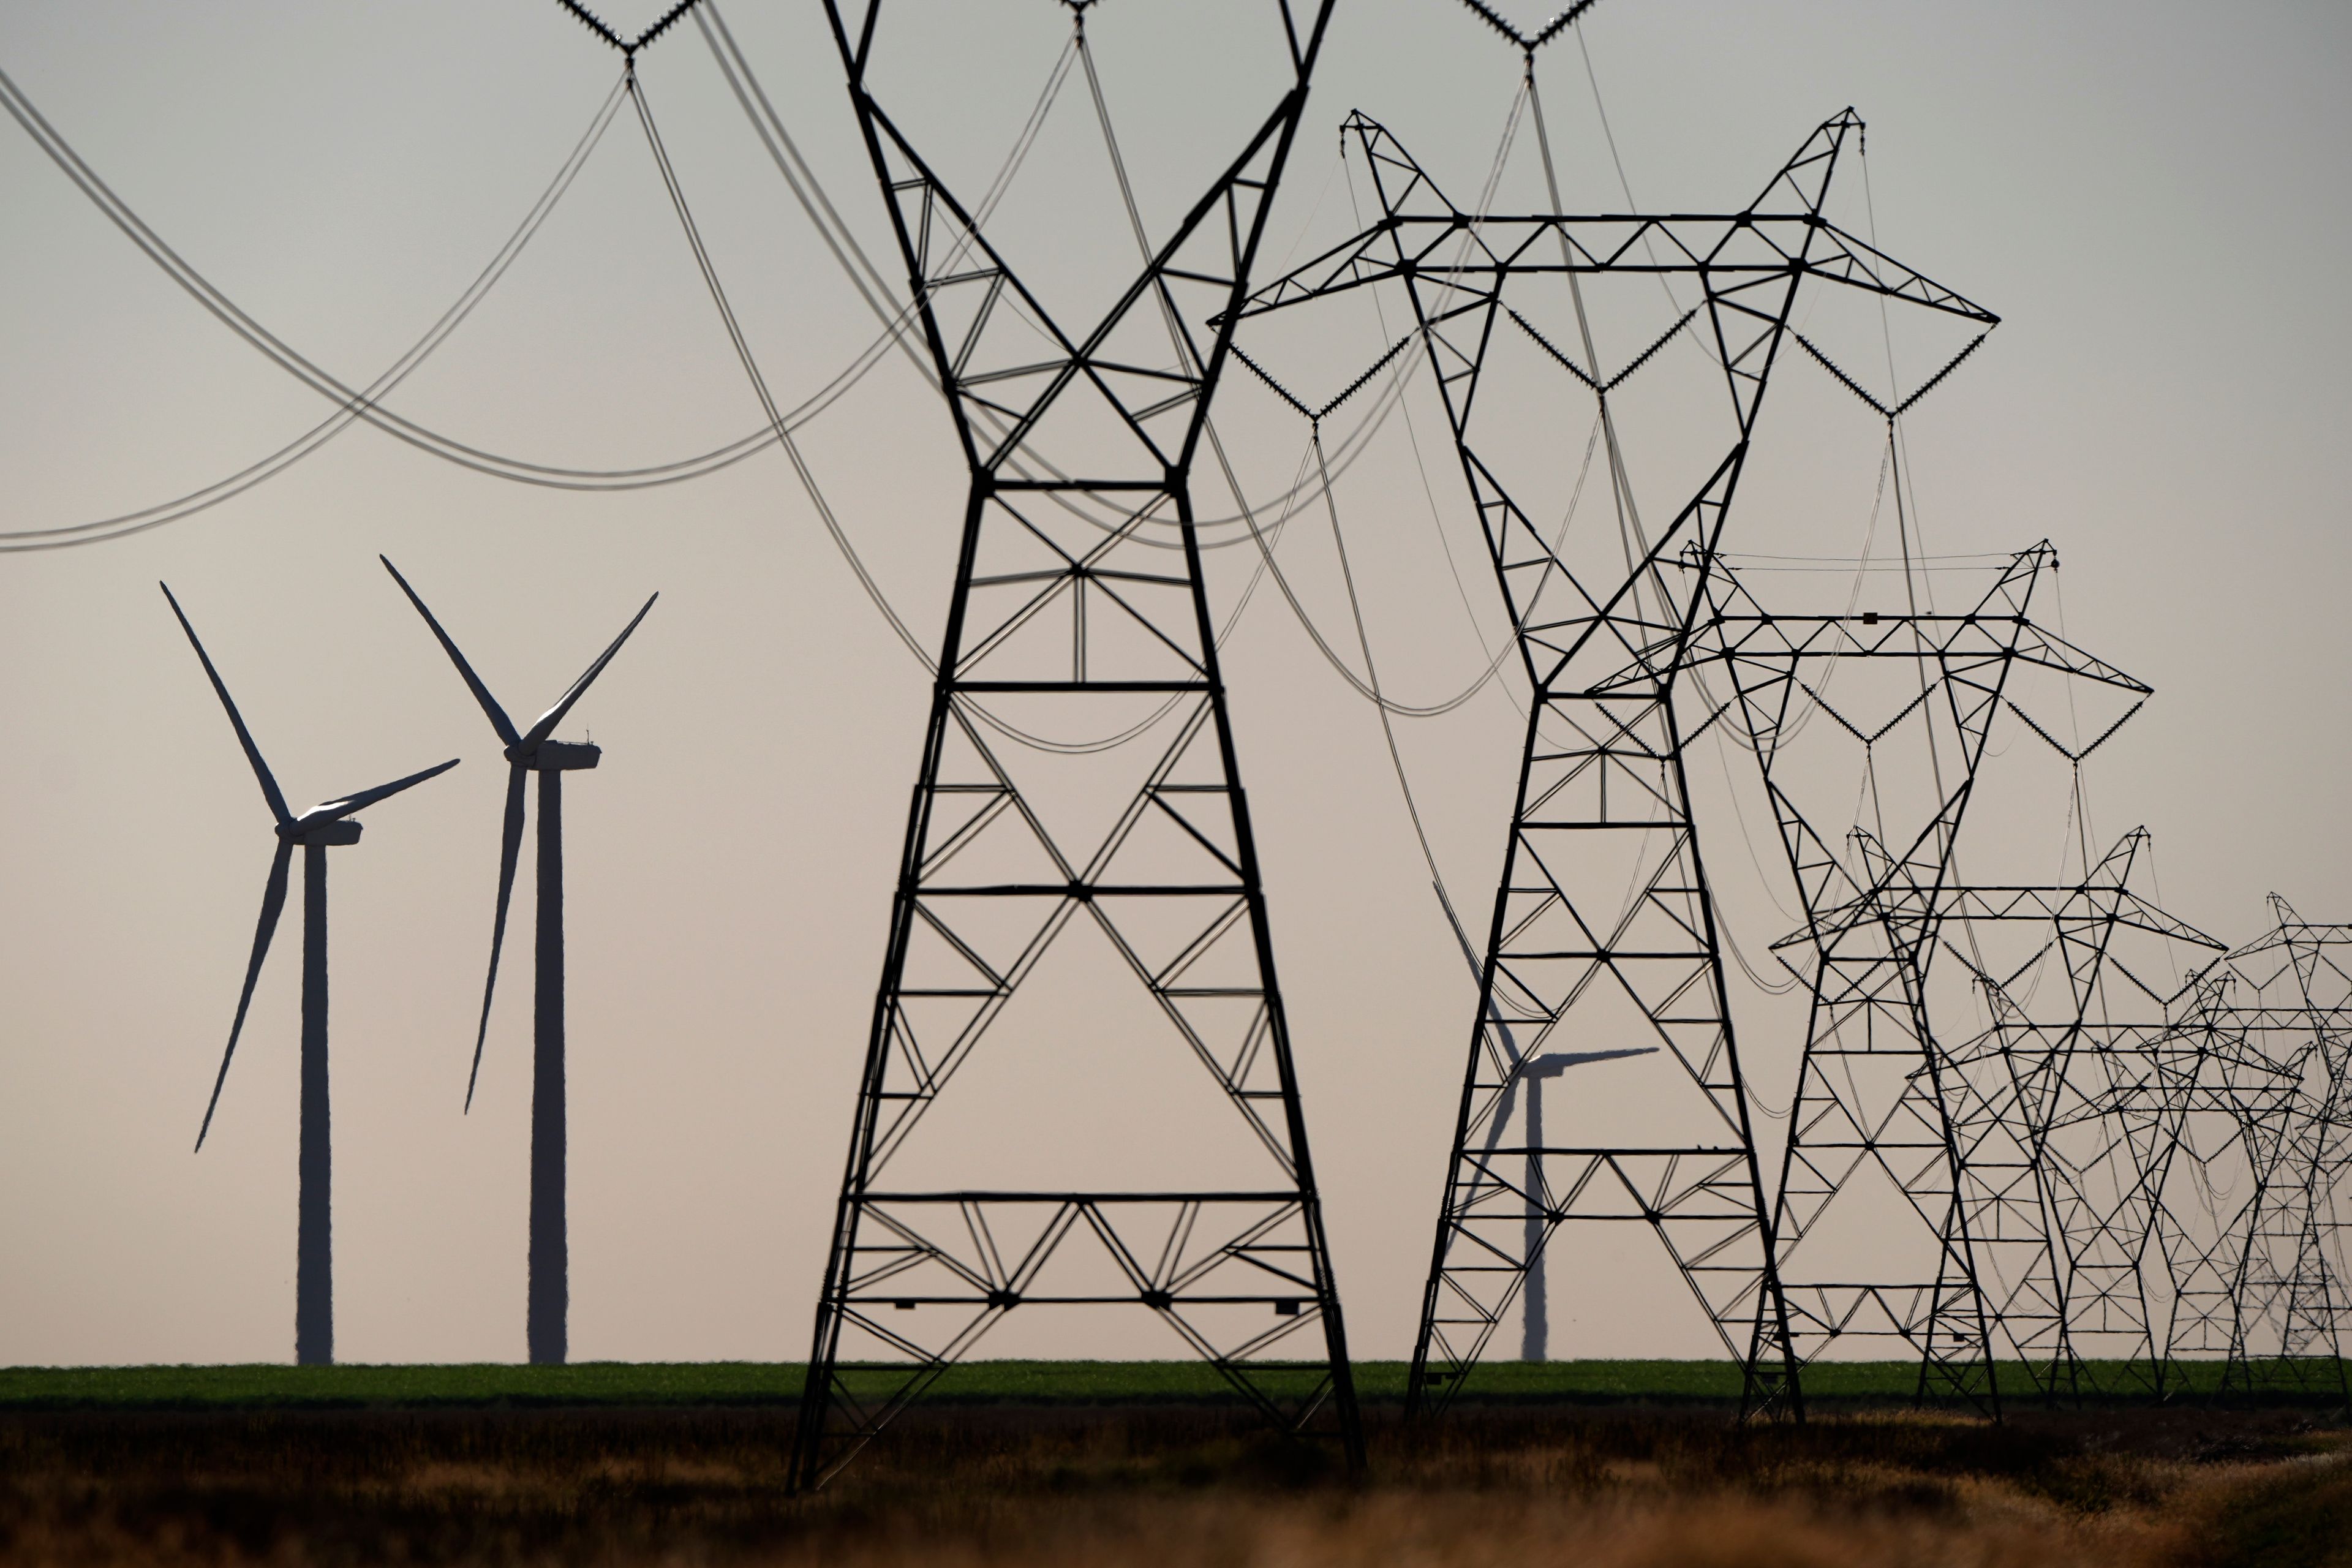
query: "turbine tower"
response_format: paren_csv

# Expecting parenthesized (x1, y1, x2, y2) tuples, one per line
(381, 556, 656, 1366)
(164, 582, 457, 1366)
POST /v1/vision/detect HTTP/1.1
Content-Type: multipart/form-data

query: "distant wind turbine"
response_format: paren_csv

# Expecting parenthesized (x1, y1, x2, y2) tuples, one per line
(380, 556, 656, 1367)
(1442, 892, 1656, 1360)
(164, 582, 458, 1367)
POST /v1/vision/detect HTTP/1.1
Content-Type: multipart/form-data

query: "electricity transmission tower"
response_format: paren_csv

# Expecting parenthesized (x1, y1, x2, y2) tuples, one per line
(2147, 958, 2303, 1385)
(793, 0, 1359, 1489)
(1689, 547, 2149, 1409)
(2212, 903, 2352, 1401)
(1238, 103, 1994, 1418)
(1909, 831, 2226, 1399)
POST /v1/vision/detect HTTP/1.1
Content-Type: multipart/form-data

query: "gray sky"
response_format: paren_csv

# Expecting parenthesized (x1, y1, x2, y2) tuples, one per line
(2, 0, 2346, 1367)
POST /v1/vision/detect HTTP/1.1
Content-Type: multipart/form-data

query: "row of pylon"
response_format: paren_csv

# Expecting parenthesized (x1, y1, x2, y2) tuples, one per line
(138, 0, 2345, 1498)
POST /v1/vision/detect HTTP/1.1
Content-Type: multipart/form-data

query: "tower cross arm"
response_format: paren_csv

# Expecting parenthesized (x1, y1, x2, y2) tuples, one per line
(1676, 611, 2149, 695)
(1228, 107, 1997, 369)
(2003, 623, 2149, 694)
(1234, 211, 1996, 325)
(1937, 885, 2226, 952)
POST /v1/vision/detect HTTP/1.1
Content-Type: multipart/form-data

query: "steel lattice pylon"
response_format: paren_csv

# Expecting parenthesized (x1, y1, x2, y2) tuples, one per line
(2209, 903, 2352, 1401)
(2138, 941, 2302, 1383)
(1238, 106, 1995, 1417)
(1909, 831, 2228, 1400)
(1686, 547, 2149, 1408)
(792, 1, 1360, 1489)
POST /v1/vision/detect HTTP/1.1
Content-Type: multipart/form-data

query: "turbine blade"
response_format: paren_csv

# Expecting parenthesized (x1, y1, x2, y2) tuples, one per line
(317, 758, 460, 821)
(467, 763, 529, 1111)
(197, 840, 292, 1151)
(523, 591, 658, 746)
(161, 582, 291, 825)
(379, 556, 520, 747)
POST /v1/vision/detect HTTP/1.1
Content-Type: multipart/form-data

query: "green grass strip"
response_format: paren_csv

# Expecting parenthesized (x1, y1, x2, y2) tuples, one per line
(0, 1357, 2313, 1411)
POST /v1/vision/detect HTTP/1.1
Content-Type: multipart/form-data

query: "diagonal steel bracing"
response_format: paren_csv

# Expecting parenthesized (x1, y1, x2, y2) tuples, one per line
(1238, 105, 1996, 1418)
(1685, 548, 2154, 1410)
(2204, 904, 2352, 1401)
(794, 0, 1359, 1490)
(1910, 832, 2227, 1401)
(2139, 967, 2296, 1380)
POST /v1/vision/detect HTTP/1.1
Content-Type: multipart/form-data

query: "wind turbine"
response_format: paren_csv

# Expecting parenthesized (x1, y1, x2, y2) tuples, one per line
(1444, 901, 1656, 1360)
(380, 556, 656, 1366)
(164, 582, 458, 1367)
(1504, 1047, 1660, 1361)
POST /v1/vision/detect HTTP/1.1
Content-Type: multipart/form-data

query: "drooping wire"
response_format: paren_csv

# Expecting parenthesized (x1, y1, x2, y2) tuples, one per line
(1554, 31, 1875, 1008)
(0, 67, 846, 510)
(1529, 50, 1807, 990)
(1310, 404, 1715, 1009)
(1234, 387, 1599, 720)
(699, 0, 1327, 752)
(629, 67, 933, 671)
(1336, 118, 1523, 714)
(0, 74, 638, 547)
(1572, 26, 1719, 369)
(1313, 422, 1482, 955)
(1556, 27, 1936, 959)
(0, 61, 962, 546)
(0, 24, 1100, 545)
(1528, 69, 1654, 598)
(2, 73, 598, 537)
(1060, 12, 1417, 556)
(1072, 10, 1519, 718)
(1221, 77, 1584, 721)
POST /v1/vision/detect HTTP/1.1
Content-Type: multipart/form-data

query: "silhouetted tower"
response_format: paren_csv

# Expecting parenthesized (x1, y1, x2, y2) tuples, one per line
(1917, 831, 2225, 1399)
(1686, 548, 2150, 1408)
(1240, 100, 1994, 1417)
(164, 583, 456, 1365)
(383, 557, 656, 1366)
(793, 0, 1357, 1487)
(2214, 902, 2352, 1401)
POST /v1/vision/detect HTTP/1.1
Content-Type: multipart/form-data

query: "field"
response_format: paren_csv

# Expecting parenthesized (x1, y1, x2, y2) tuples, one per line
(0, 1357, 2308, 1409)
(1, 1362, 2347, 1566)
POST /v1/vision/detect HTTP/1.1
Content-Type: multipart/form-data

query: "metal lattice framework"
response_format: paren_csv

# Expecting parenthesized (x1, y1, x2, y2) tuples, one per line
(2207, 904, 2352, 1400)
(1237, 105, 1996, 1417)
(1684, 548, 2152, 1408)
(2141, 965, 2298, 1377)
(1909, 832, 2227, 1400)
(793, 0, 1361, 1490)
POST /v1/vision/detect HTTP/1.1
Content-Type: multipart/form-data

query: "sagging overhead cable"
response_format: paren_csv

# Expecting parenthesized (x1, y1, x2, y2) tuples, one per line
(2, 10, 1379, 556)
(0, 64, 921, 546)
(628, 68, 930, 673)
(0, 75, 622, 549)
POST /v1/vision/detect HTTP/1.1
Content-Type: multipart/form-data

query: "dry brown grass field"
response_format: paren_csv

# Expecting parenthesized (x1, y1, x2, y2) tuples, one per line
(2, 1400, 2348, 1567)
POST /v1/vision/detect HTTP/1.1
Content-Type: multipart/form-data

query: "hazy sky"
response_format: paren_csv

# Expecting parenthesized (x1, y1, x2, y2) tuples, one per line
(2, 0, 2346, 1368)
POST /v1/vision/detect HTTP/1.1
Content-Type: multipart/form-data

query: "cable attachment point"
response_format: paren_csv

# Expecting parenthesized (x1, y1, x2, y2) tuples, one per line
(551, 0, 705, 61)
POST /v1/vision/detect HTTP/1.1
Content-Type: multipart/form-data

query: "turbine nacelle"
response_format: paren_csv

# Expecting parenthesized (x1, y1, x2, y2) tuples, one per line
(277, 817, 364, 846)
(505, 739, 602, 771)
